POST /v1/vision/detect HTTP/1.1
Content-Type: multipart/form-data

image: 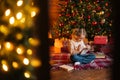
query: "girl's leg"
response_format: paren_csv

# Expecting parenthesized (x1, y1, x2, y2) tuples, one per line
(81, 54, 96, 64)
(70, 53, 95, 64)
(70, 54, 83, 63)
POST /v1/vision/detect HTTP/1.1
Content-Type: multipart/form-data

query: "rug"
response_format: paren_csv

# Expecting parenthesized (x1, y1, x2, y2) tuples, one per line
(50, 42, 113, 70)
(50, 54, 112, 70)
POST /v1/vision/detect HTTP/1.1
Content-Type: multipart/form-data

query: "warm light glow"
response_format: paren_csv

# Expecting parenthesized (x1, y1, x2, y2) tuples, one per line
(48, 32, 52, 38)
(31, 11, 36, 17)
(20, 17, 25, 23)
(2, 64, 8, 71)
(16, 33, 23, 40)
(0, 44, 1, 50)
(28, 38, 40, 46)
(31, 58, 41, 67)
(1, 60, 7, 64)
(4, 42, 14, 51)
(24, 71, 31, 78)
(16, 47, 24, 55)
(17, 0, 23, 6)
(9, 17, 15, 24)
(0, 25, 9, 35)
(54, 38, 63, 48)
(27, 49, 33, 55)
(12, 62, 19, 68)
(23, 58, 29, 65)
(16, 12, 22, 20)
(5, 9, 11, 16)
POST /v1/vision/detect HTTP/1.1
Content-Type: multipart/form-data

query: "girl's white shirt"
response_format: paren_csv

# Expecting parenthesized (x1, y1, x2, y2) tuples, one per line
(70, 39, 86, 55)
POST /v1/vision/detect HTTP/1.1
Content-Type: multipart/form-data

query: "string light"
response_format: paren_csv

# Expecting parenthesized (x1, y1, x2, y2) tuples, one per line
(23, 58, 29, 65)
(12, 62, 19, 68)
(28, 38, 40, 46)
(31, 58, 41, 67)
(17, 0, 23, 6)
(27, 49, 33, 55)
(9, 17, 15, 24)
(5, 9, 11, 16)
(24, 71, 31, 78)
(4, 42, 14, 51)
(31, 11, 36, 17)
(0, 0, 40, 78)
(0, 25, 9, 36)
(16, 12, 23, 20)
(16, 33, 23, 40)
(2, 64, 8, 72)
(16, 46, 24, 55)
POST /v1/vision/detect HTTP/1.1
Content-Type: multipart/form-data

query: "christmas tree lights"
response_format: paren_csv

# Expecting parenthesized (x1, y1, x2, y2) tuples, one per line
(51, 0, 112, 40)
(0, 0, 40, 80)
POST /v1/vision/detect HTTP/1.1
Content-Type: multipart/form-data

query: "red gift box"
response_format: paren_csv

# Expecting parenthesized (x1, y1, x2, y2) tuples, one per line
(94, 36, 108, 44)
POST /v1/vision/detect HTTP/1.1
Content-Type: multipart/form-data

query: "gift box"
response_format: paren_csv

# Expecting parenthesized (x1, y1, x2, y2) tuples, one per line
(94, 36, 108, 44)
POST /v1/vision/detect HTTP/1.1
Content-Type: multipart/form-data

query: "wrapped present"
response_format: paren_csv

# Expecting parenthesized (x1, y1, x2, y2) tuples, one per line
(94, 36, 108, 44)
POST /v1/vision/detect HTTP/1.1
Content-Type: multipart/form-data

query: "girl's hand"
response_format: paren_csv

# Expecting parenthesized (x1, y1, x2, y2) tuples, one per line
(86, 44, 91, 50)
(77, 44, 81, 51)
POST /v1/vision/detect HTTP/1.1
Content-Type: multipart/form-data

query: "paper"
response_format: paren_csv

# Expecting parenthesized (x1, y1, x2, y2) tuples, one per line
(59, 64, 74, 72)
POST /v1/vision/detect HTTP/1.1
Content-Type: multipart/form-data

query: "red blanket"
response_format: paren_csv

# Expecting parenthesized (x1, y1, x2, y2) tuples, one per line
(50, 53, 112, 70)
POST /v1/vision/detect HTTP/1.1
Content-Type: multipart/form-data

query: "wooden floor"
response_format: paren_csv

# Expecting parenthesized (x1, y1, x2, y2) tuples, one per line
(50, 68, 112, 80)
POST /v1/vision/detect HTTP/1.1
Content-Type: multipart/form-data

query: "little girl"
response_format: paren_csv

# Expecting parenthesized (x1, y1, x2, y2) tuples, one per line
(68, 28, 95, 65)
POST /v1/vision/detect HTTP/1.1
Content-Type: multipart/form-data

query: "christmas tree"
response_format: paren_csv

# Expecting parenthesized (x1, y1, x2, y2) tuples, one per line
(51, 0, 112, 40)
(0, 0, 40, 80)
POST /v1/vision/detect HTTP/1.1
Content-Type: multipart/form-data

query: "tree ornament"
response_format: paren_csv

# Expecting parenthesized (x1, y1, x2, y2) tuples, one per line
(92, 21, 97, 25)
(96, 0, 99, 3)
(66, 14, 70, 17)
(88, 15, 91, 19)
(97, 6, 101, 11)
(105, 2, 108, 6)
(101, 19, 105, 24)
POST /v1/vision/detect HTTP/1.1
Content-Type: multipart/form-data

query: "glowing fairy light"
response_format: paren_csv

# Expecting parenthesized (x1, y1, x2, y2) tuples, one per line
(24, 71, 31, 78)
(28, 38, 40, 46)
(16, 47, 24, 55)
(5, 9, 11, 16)
(9, 17, 15, 24)
(23, 58, 29, 65)
(20, 17, 25, 23)
(2, 64, 8, 71)
(31, 11, 36, 17)
(0, 25, 9, 36)
(12, 62, 19, 68)
(17, 0, 23, 6)
(4, 42, 14, 51)
(31, 58, 41, 67)
(16, 33, 23, 40)
(27, 49, 33, 55)
(16, 12, 22, 20)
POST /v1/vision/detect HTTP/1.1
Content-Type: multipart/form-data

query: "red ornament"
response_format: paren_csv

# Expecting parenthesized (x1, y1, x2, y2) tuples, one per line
(97, 0, 99, 2)
(66, 14, 70, 17)
(92, 21, 97, 26)
(97, 6, 101, 11)
(88, 15, 91, 19)
(105, 2, 108, 6)
(59, 23, 64, 27)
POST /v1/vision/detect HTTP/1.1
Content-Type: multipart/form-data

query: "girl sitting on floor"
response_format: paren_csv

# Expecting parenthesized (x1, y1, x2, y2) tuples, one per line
(68, 28, 95, 65)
